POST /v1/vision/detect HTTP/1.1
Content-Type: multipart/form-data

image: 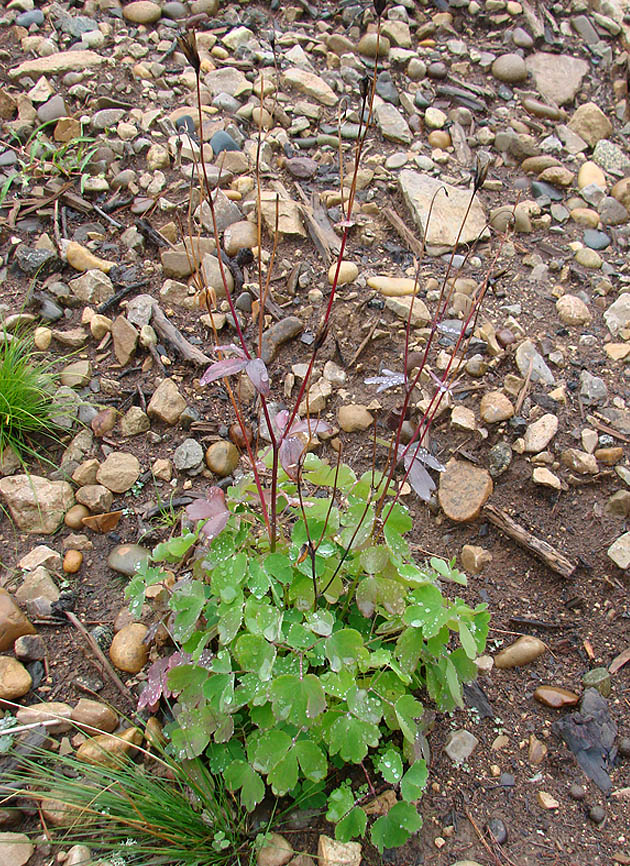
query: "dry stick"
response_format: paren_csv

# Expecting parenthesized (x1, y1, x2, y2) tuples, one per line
(349, 317, 380, 367)
(484, 504, 577, 579)
(147, 298, 212, 366)
(383, 206, 424, 258)
(65, 610, 136, 710)
(514, 355, 533, 416)
(462, 804, 514, 866)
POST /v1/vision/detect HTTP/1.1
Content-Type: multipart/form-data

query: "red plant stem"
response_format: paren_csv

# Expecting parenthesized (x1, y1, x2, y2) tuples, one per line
(381, 234, 505, 527)
(281, 21, 381, 443)
(193, 72, 273, 536)
(374, 189, 479, 518)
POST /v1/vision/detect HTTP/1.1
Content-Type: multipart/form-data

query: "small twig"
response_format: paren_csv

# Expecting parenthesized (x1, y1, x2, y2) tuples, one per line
(349, 317, 380, 366)
(92, 203, 124, 228)
(65, 610, 136, 710)
(514, 355, 533, 416)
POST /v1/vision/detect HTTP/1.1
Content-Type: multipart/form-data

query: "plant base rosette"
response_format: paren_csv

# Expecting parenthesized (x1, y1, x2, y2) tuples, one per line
(127, 455, 490, 851)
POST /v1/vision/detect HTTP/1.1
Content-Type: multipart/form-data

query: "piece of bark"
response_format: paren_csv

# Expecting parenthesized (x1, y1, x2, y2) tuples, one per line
(484, 504, 576, 578)
(383, 207, 424, 259)
(147, 298, 212, 366)
(521, 0, 545, 40)
(293, 183, 341, 262)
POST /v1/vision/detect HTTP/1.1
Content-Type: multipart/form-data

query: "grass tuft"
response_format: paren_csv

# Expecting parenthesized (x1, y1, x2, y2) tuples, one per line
(0, 326, 65, 465)
(2, 737, 252, 866)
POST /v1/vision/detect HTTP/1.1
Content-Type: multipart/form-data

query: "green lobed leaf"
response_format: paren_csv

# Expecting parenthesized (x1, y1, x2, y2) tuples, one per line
(224, 760, 265, 811)
(346, 686, 383, 724)
(326, 715, 380, 763)
(458, 621, 477, 659)
(400, 760, 428, 802)
(233, 634, 276, 681)
(294, 739, 327, 782)
(371, 801, 423, 853)
(335, 806, 367, 842)
(169, 580, 206, 643)
(325, 629, 368, 673)
(152, 532, 197, 563)
(376, 747, 403, 785)
(326, 784, 356, 823)
(394, 694, 423, 743)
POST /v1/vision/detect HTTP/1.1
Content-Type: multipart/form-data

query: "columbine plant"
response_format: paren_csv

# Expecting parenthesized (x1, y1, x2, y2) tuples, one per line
(128, 4, 495, 852)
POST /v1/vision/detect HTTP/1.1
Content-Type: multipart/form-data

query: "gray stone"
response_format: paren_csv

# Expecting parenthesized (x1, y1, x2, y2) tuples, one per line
(399, 171, 488, 249)
(525, 52, 589, 105)
(375, 103, 411, 144)
(579, 370, 608, 406)
(444, 729, 479, 764)
(107, 544, 151, 577)
(593, 139, 630, 173)
(515, 340, 554, 385)
(173, 439, 204, 473)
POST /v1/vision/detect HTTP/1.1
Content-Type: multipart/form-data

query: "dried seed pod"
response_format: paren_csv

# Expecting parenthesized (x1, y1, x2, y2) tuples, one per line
(177, 30, 200, 74)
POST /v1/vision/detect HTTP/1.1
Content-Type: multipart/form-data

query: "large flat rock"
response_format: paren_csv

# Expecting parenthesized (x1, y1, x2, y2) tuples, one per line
(10, 50, 106, 79)
(399, 171, 488, 249)
(525, 52, 589, 106)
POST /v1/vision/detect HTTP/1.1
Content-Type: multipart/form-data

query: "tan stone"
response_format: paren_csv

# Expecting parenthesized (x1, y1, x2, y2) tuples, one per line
(71, 699, 118, 733)
(0, 656, 32, 699)
(460, 545, 492, 574)
(0, 588, 36, 652)
(438, 461, 493, 522)
(479, 391, 514, 423)
(148, 379, 187, 425)
(16, 702, 72, 734)
(76, 727, 142, 768)
(0, 475, 74, 534)
(96, 453, 141, 493)
(109, 623, 149, 674)
(495, 635, 546, 669)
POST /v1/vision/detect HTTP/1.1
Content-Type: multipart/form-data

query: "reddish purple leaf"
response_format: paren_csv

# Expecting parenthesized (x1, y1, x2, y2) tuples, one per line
(138, 651, 190, 711)
(279, 437, 305, 480)
(200, 357, 248, 386)
(215, 343, 247, 359)
(186, 488, 230, 540)
(246, 357, 271, 396)
(403, 452, 436, 502)
(275, 409, 332, 439)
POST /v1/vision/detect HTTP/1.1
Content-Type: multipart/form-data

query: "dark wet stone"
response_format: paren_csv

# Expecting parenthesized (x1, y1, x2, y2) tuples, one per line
(261, 316, 304, 363)
(285, 156, 317, 179)
(60, 15, 98, 37)
(90, 625, 114, 652)
(376, 71, 399, 105)
(235, 291, 252, 312)
(414, 90, 432, 109)
(211, 130, 240, 156)
(38, 297, 64, 322)
(487, 441, 512, 478)
(26, 660, 45, 689)
(427, 61, 447, 79)
(619, 737, 630, 757)
(509, 416, 528, 436)
(486, 817, 508, 845)
(16, 9, 44, 26)
(589, 805, 606, 824)
(584, 229, 611, 250)
(175, 115, 196, 136)
(15, 247, 60, 277)
(180, 405, 201, 429)
(569, 783, 586, 800)
(531, 180, 564, 201)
